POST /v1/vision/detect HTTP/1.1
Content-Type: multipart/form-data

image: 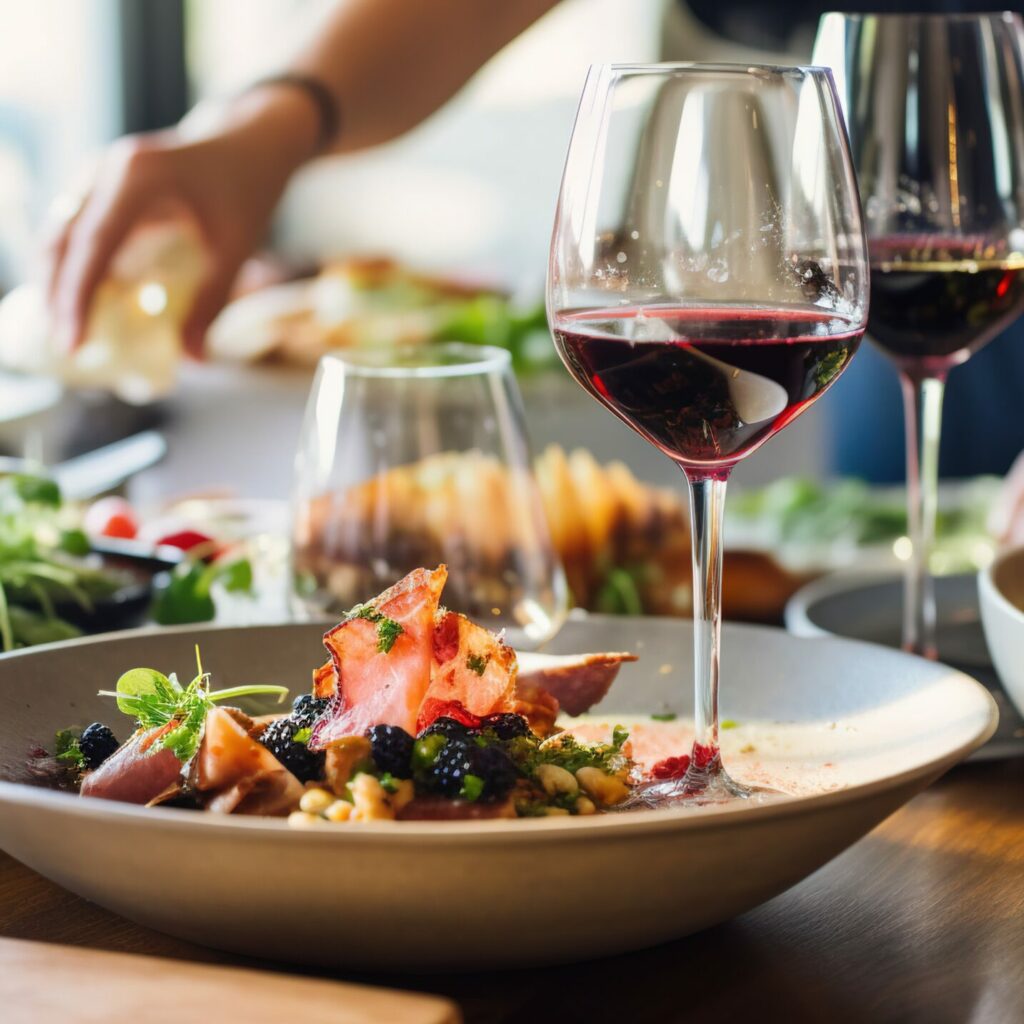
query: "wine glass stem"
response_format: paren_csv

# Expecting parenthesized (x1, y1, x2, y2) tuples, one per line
(685, 471, 730, 765)
(899, 371, 946, 660)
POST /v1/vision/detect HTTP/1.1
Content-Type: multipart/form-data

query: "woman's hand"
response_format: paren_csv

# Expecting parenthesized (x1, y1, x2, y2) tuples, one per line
(46, 88, 319, 357)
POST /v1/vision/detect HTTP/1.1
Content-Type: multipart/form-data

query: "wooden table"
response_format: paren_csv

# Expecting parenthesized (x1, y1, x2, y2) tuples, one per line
(1, 758, 1021, 1024)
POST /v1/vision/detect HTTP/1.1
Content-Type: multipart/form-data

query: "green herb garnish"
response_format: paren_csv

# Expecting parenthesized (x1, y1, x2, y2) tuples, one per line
(54, 728, 85, 770)
(378, 772, 400, 794)
(98, 646, 287, 763)
(292, 726, 312, 746)
(721, 719, 739, 730)
(351, 605, 405, 654)
(460, 774, 484, 801)
(651, 712, 677, 722)
(466, 652, 488, 676)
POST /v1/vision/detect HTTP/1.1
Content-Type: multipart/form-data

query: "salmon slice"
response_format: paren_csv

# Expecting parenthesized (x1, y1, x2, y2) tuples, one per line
(312, 659, 335, 698)
(310, 566, 447, 747)
(416, 610, 517, 732)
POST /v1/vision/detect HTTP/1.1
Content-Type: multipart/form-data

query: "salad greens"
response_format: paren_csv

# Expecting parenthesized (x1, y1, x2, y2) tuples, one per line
(99, 647, 287, 762)
(0, 473, 124, 650)
(728, 475, 999, 547)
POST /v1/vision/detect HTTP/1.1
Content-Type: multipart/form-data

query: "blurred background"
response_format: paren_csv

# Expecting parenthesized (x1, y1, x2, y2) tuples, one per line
(0, 0, 1015, 637)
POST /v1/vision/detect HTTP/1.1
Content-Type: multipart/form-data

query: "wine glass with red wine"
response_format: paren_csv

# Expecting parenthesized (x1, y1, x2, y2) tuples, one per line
(547, 64, 868, 803)
(815, 13, 1024, 659)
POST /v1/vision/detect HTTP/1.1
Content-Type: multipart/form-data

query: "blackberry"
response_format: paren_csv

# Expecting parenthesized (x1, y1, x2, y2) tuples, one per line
(481, 713, 530, 740)
(430, 739, 477, 797)
(291, 694, 331, 728)
(79, 723, 119, 770)
(419, 716, 478, 742)
(473, 745, 518, 799)
(367, 724, 414, 778)
(260, 718, 325, 783)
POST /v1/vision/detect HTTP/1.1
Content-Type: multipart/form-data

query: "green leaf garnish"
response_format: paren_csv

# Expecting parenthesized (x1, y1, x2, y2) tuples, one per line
(99, 647, 287, 764)
(466, 653, 488, 676)
(651, 712, 677, 722)
(54, 728, 85, 769)
(378, 772, 400, 794)
(612, 725, 629, 750)
(374, 616, 404, 654)
(59, 529, 91, 557)
(721, 719, 739, 730)
(292, 726, 312, 746)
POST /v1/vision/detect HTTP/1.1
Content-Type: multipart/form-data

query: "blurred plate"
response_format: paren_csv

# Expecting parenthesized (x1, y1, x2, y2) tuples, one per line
(785, 572, 1024, 760)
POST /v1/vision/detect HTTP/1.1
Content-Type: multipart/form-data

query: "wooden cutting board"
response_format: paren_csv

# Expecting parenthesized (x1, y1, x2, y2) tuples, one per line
(0, 937, 460, 1023)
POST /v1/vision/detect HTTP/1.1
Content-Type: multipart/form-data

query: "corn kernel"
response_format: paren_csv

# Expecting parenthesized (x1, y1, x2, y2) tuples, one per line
(575, 796, 597, 815)
(324, 800, 353, 822)
(299, 787, 334, 815)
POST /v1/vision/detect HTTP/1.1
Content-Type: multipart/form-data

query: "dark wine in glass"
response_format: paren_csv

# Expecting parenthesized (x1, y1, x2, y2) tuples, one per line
(547, 64, 869, 804)
(816, 13, 1024, 658)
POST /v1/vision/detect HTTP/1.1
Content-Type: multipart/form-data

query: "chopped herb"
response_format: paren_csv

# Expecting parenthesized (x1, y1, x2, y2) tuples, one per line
(375, 616, 404, 654)
(350, 605, 404, 654)
(378, 772, 400, 794)
(611, 725, 630, 750)
(13, 474, 61, 507)
(412, 733, 446, 771)
(651, 712, 677, 722)
(466, 652, 488, 676)
(98, 646, 287, 763)
(460, 774, 484, 801)
(54, 728, 85, 770)
(292, 726, 312, 746)
(721, 719, 739, 730)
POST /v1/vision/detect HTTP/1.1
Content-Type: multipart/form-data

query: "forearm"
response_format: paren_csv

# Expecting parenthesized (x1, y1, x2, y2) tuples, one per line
(289, 0, 562, 153)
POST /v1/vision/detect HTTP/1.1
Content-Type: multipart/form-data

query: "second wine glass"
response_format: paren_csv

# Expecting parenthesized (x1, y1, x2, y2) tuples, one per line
(548, 64, 869, 803)
(815, 13, 1024, 659)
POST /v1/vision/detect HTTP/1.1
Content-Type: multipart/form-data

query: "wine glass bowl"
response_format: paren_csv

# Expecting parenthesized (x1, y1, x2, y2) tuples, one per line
(290, 343, 568, 649)
(815, 13, 1024, 656)
(548, 64, 869, 803)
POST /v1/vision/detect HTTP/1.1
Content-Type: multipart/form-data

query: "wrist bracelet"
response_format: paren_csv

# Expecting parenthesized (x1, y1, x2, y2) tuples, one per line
(246, 72, 340, 153)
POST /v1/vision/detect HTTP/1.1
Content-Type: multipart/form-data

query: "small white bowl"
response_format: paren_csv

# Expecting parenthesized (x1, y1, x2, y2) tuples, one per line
(979, 546, 1024, 717)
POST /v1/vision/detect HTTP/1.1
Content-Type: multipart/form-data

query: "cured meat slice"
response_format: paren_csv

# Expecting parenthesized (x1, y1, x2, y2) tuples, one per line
(515, 651, 637, 715)
(310, 566, 447, 747)
(79, 725, 182, 805)
(194, 706, 303, 815)
(416, 610, 517, 732)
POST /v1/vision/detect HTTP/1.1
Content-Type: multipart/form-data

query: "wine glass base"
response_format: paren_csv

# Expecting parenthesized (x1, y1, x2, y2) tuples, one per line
(622, 765, 777, 809)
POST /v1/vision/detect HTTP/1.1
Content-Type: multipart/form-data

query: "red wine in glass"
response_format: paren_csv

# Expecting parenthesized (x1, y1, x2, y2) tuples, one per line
(869, 238, 1024, 375)
(554, 306, 864, 473)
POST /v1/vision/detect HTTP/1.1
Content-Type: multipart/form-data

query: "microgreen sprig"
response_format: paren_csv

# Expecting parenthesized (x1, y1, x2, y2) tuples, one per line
(98, 645, 287, 763)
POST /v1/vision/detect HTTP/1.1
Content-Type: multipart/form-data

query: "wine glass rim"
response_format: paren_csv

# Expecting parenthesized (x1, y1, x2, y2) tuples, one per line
(317, 342, 512, 379)
(596, 61, 833, 79)
(819, 10, 1019, 22)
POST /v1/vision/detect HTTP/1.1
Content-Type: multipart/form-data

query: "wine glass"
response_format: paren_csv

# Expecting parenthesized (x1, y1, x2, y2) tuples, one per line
(290, 342, 568, 649)
(547, 64, 868, 803)
(814, 13, 1024, 659)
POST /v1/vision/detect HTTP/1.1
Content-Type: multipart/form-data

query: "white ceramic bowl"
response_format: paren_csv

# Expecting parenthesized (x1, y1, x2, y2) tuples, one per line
(0, 617, 996, 970)
(979, 546, 1024, 717)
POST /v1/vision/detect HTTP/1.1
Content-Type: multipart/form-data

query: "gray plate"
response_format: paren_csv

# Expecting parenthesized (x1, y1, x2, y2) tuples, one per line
(785, 572, 1024, 760)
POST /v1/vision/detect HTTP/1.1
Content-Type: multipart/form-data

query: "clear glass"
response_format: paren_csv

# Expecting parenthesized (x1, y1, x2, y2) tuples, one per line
(547, 63, 869, 803)
(290, 343, 568, 649)
(814, 13, 1024, 658)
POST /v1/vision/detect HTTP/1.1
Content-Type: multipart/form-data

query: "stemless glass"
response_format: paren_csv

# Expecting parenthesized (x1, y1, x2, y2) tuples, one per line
(815, 13, 1024, 659)
(290, 343, 567, 649)
(548, 64, 868, 802)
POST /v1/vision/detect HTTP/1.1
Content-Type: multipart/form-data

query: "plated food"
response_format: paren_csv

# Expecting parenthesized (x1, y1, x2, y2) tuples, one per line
(0, 613, 996, 968)
(41, 566, 648, 822)
(209, 258, 552, 372)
